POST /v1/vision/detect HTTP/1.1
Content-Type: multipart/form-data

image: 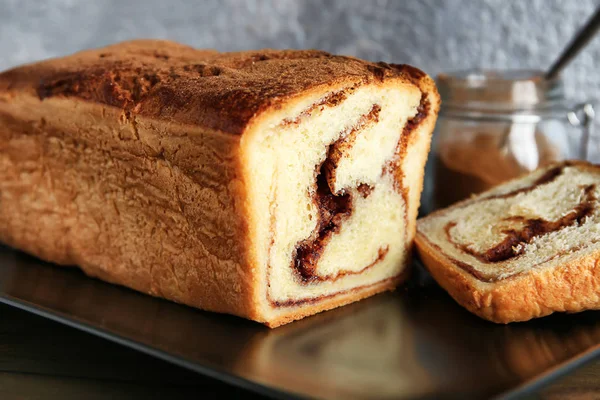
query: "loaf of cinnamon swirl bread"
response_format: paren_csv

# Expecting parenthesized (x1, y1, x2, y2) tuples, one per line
(0, 40, 439, 327)
(416, 161, 600, 323)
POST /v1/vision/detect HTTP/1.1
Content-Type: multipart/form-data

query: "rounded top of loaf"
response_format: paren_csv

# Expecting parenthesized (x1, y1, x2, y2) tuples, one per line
(0, 39, 436, 135)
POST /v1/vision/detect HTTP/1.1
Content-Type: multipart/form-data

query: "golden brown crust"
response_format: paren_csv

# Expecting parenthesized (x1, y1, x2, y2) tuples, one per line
(0, 99, 259, 320)
(0, 39, 430, 135)
(415, 161, 600, 323)
(0, 39, 437, 327)
(416, 232, 600, 323)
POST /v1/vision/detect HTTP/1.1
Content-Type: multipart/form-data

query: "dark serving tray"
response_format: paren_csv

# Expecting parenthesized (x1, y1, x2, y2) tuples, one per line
(1, 245, 600, 400)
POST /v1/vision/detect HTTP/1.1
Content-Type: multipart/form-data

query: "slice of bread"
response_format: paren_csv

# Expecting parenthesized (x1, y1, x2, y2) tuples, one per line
(415, 161, 600, 323)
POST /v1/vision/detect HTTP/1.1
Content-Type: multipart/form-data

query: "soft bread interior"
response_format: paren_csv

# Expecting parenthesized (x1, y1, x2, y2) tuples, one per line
(418, 163, 600, 282)
(244, 81, 429, 318)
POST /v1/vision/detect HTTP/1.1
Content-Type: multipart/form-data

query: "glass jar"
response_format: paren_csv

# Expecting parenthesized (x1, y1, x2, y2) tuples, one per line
(426, 69, 596, 211)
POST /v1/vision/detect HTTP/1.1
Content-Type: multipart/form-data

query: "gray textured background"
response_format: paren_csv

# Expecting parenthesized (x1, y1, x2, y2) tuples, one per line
(1, 0, 599, 104)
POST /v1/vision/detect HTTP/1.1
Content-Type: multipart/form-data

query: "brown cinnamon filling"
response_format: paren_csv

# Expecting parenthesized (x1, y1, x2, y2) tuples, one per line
(384, 93, 430, 229)
(294, 164, 353, 282)
(269, 90, 429, 305)
(402, 93, 430, 139)
(271, 271, 404, 308)
(281, 90, 349, 126)
(486, 165, 567, 200)
(291, 104, 387, 284)
(445, 183, 597, 266)
(357, 183, 374, 198)
(385, 94, 430, 182)
(323, 104, 381, 192)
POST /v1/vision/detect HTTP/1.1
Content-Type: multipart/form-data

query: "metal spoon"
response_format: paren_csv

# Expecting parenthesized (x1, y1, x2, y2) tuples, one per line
(545, 6, 600, 81)
(500, 6, 600, 163)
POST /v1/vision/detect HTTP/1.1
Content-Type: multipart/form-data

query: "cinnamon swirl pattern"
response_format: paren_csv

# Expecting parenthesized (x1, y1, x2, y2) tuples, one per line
(0, 40, 440, 327)
(416, 161, 600, 324)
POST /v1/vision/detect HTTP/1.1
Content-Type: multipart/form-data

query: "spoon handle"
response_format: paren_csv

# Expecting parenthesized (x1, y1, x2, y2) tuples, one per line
(545, 6, 600, 81)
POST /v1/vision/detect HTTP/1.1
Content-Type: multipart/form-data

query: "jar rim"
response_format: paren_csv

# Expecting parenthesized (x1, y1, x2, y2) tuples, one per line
(438, 68, 549, 84)
(437, 68, 566, 113)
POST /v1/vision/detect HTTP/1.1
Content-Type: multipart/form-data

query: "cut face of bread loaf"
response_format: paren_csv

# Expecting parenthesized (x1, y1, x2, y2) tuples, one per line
(416, 161, 600, 323)
(0, 40, 439, 327)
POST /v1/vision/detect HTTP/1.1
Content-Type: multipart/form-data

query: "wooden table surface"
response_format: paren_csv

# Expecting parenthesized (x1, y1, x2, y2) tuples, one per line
(0, 302, 598, 400)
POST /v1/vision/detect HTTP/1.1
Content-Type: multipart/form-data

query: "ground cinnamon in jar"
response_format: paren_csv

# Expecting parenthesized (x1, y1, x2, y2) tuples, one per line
(429, 69, 579, 210)
(433, 127, 561, 208)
